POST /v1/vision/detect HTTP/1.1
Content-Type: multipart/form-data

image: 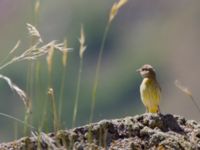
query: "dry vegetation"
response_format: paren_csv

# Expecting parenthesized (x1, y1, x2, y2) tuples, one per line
(0, 0, 129, 147)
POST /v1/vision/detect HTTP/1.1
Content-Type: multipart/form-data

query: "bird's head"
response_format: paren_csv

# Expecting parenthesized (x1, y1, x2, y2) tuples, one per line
(137, 64, 156, 78)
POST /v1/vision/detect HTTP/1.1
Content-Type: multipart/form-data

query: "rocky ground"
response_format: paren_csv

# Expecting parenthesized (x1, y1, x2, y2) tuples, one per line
(0, 113, 200, 149)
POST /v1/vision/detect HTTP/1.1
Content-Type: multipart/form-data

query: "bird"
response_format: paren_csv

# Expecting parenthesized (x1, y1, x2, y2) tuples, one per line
(137, 64, 161, 113)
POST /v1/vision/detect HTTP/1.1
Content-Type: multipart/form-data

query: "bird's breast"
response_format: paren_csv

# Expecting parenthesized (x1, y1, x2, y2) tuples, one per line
(140, 78, 161, 106)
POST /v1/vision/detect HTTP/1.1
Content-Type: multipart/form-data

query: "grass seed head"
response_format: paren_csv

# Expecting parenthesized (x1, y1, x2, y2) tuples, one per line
(79, 25, 86, 59)
(109, 0, 128, 23)
(26, 23, 43, 43)
(175, 80, 193, 97)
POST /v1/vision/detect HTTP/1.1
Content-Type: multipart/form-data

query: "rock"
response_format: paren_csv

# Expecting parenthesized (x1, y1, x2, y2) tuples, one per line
(0, 113, 200, 149)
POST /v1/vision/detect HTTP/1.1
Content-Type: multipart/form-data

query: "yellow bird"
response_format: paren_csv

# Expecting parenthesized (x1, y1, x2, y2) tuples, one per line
(137, 64, 161, 113)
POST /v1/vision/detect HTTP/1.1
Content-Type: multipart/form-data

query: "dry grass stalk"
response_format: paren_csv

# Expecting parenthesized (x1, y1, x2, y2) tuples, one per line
(46, 45, 54, 73)
(0, 41, 67, 71)
(34, 0, 40, 19)
(48, 88, 60, 131)
(175, 80, 193, 97)
(72, 26, 87, 127)
(62, 39, 68, 67)
(12, 41, 53, 61)
(9, 40, 21, 55)
(58, 39, 71, 120)
(175, 80, 200, 113)
(90, 0, 128, 123)
(109, 0, 128, 23)
(0, 24, 71, 71)
(0, 40, 21, 66)
(0, 74, 31, 113)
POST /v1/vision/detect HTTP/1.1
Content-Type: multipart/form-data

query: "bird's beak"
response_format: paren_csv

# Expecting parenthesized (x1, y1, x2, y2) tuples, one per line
(136, 68, 141, 72)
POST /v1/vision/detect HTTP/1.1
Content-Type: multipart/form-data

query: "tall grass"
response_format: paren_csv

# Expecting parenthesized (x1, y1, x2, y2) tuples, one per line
(58, 39, 69, 125)
(0, 0, 129, 145)
(175, 80, 200, 114)
(25, 2, 42, 131)
(89, 0, 128, 123)
(48, 88, 60, 131)
(25, 0, 41, 133)
(0, 74, 34, 131)
(33, 0, 43, 131)
(72, 25, 86, 127)
(88, 0, 128, 145)
(0, 23, 68, 137)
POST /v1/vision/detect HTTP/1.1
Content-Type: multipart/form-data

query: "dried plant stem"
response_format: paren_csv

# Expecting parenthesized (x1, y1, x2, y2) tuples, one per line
(24, 25, 37, 135)
(0, 112, 35, 129)
(33, 0, 42, 129)
(58, 39, 68, 122)
(58, 65, 67, 121)
(175, 80, 200, 115)
(0, 74, 32, 135)
(24, 67, 33, 135)
(0, 41, 21, 66)
(72, 58, 83, 127)
(34, 0, 40, 26)
(48, 88, 60, 131)
(89, 0, 128, 123)
(0, 58, 19, 71)
(189, 95, 200, 114)
(89, 22, 111, 123)
(72, 26, 86, 127)
(88, 22, 111, 145)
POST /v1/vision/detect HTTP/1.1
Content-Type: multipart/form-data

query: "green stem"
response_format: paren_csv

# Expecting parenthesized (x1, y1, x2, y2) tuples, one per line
(35, 61, 41, 116)
(23, 110, 32, 135)
(49, 90, 60, 131)
(89, 22, 111, 123)
(40, 68, 53, 131)
(39, 96, 48, 130)
(72, 58, 83, 127)
(24, 62, 34, 135)
(58, 66, 67, 122)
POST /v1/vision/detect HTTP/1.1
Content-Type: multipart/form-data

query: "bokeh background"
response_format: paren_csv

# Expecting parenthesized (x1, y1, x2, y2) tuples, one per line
(0, 0, 200, 142)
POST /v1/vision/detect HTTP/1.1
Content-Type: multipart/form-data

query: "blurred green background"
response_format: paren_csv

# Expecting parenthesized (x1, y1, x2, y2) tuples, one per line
(0, 0, 200, 142)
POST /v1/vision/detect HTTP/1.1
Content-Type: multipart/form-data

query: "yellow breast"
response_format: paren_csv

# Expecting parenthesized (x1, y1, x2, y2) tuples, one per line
(140, 78, 161, 113)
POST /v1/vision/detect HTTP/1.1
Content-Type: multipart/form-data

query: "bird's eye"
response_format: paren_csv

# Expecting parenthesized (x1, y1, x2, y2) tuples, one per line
(142, 68, 147, 71)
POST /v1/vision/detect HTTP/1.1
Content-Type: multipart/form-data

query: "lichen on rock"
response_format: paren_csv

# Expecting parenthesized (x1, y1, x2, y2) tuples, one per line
(0, 113, 200, 149)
